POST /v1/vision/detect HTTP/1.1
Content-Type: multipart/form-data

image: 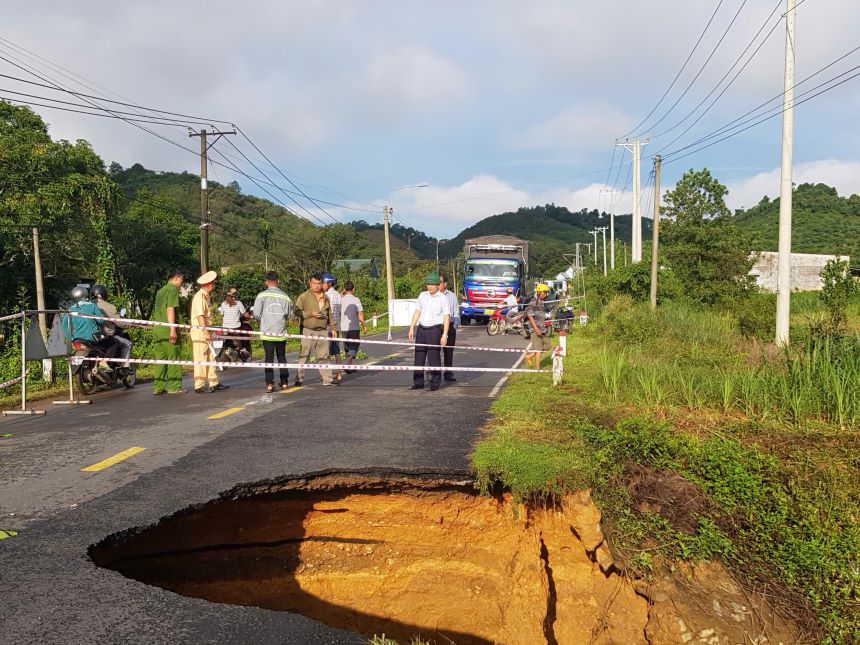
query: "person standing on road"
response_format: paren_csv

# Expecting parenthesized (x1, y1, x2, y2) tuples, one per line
(91, 284, 132, 369)
(190, 271, 229, 394)
(407, 272, 450, 391)
(252, 271, 293, 393)
(525, 283, 551, 369)
(322, 273, 343, 383)
(294, 273, 335, 386)
(219, 289, 251, 360)
(340, 281, 368, 373)
(151, 270, 185, 395)
(438, 273, 459, 383)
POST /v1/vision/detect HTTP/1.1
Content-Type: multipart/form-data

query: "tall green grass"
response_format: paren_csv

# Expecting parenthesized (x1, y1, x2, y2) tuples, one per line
(597, 299, 860, 429)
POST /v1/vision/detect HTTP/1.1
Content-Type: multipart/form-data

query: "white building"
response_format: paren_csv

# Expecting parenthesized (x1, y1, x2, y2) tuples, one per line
(749, 252, 850, 292)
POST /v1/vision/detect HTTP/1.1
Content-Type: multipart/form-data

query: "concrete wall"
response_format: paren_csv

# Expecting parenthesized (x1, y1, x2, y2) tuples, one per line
(749, 251, 851, 292)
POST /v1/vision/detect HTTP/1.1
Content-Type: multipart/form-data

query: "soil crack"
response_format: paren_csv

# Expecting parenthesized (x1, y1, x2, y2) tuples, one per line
(539, 534, 558, 645)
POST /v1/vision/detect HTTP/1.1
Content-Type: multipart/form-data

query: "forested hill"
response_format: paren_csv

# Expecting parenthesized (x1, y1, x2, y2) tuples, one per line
(439, 204, 650, 277)
(734, 183, 860, 260)
(111, 163, 316, 268)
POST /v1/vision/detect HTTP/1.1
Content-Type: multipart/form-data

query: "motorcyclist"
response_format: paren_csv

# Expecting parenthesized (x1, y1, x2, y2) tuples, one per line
(91, 284, 132, 369)
(501, 287, 520, 324)
(61, 286, 121, 372)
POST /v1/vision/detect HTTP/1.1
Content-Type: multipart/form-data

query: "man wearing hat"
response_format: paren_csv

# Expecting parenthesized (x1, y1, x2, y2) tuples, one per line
(190, 270, 229, 393)
(407, 272, 451, 391)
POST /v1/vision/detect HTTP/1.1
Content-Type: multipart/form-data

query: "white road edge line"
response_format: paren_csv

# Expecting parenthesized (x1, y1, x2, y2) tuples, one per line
(488, 350, 528, 399)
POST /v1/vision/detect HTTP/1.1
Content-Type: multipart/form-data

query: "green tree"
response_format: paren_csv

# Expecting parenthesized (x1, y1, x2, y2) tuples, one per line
(819, 258, 858, 332)
(0, 101, 119, 311)
(662, 168, 755, 304)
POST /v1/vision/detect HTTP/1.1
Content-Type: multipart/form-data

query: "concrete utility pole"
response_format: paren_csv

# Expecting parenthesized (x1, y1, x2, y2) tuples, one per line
(189, 128, 235, 275)
(616, 138, 649, 262)
(383, 205, 396, 305)
(591, 230, 599, 267)
(596, 227, 608, 276)
(775, 0, 796, 347)
(600, 189, 619, 270)
(649, 156, 662, 310)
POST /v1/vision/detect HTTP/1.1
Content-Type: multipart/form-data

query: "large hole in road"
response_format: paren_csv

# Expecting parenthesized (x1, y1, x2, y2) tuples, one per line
(90, 471, 650, 644)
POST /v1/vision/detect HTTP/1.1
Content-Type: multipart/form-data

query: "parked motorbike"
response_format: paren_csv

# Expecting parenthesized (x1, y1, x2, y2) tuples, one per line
(212, 328, 250, 364)
(550, 305, 575, 333)
(487, 308, 529, 337)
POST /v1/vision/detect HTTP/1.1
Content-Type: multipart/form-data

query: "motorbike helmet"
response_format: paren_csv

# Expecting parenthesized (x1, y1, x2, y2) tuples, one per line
(321, 273, 337, 285)
(91, 284, 108, 300)
(70, 285, 90, 301)
(535, 284, 550, 293)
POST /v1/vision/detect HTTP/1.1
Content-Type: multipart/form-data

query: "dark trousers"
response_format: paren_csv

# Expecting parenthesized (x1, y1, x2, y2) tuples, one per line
(414, 324, 442, 385)
(442, 326, 457, 378)
(343, 329, 361, 358)
(262, 340, 288, 385)
(238, 322, 252, 353)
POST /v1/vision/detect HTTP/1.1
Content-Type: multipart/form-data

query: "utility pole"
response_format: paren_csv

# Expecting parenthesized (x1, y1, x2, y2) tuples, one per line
(383, 206, 396, 305)
(649, 156, 662, 310)
(600, 189, 619, 269)
(591, 230, 598, 267)
(616, 138, 649, 262)
(436, 239, 440, 272)
(189, 128, 235, 275)
(775, 0, 796, 347)
(32, 227, 52, 381)
(597, 227, 608, 276)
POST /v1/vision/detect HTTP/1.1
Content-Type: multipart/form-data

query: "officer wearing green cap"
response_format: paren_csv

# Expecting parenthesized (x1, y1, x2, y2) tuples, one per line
(407, 272, 451, 391)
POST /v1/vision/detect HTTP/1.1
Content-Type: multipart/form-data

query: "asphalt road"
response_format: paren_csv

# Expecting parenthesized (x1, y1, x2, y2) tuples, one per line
(0, 325, 532, 644)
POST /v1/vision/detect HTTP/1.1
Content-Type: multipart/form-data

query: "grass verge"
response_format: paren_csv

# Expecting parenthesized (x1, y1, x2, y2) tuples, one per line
(473, 313, 860, 643)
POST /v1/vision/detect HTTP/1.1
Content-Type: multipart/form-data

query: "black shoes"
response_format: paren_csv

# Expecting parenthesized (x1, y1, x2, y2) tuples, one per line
(429, 384, 440, 391)
(195, 386, 210, 394)
(444, 376, 457, 382)
(211, 383, 229, 391)
(293, 380, 303, 387)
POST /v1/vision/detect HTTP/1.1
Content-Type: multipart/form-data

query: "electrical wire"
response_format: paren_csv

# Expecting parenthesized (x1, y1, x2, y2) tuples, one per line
(662, 61, 860, 163)
(637, 0, 749, 137)
(652, 0, 783, 145)
(623, 0, 726, 138)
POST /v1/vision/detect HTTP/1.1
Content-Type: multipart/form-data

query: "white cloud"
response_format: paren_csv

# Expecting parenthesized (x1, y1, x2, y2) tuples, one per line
(727, 159, 860, 210)
(513, 104, 633, 154)
(358, 47, 471, 109)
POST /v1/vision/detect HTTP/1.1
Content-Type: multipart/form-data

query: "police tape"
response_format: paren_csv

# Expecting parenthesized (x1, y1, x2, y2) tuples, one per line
(74, 356, 549, 374)
(68, 312, 549, 354)
(0, 372, 26, 390)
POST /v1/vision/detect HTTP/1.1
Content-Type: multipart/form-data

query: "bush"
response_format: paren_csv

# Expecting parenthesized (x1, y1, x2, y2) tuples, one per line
(600, 296, 660, 346)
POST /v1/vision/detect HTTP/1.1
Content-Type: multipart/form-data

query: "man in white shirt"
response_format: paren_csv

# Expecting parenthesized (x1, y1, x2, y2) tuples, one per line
(438, 273, 460, 383)
(340, 280, 368, 372)
(407, 272, 451, 391)
(502, 287, 520, 324)
(322, 273, 343, 382)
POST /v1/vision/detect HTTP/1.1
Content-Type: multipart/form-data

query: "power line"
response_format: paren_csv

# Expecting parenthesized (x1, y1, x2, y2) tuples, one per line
(662, 65, 860, 165)
(652, 0, 783, 146)
(637, 0, 749, 137)
(0, 71, 231, 125)
(623, 0, 726, 138)
(662, 43, 860, 158)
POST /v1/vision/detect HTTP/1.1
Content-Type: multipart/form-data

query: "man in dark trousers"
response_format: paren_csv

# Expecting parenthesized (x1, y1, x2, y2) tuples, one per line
(438, 273, 460, 383)
(252, 271, 293, 392)
(407, 272, 451, 391)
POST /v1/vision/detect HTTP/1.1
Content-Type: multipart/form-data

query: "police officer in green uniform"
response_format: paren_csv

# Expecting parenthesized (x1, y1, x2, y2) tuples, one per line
(152, 270, 185, 395)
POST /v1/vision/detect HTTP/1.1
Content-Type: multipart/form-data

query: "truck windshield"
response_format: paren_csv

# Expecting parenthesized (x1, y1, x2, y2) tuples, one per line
(465, 260, 519, 279)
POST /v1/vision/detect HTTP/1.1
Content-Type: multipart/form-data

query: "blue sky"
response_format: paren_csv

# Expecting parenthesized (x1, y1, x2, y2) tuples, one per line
(4, 0, 859, 237)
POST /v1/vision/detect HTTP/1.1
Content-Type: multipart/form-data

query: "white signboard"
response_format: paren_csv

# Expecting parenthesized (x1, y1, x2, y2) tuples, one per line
(389, 299, 419, 326)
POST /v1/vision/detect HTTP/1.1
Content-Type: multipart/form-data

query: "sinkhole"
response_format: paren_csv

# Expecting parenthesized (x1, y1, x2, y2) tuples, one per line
(90, 470, 651, 645)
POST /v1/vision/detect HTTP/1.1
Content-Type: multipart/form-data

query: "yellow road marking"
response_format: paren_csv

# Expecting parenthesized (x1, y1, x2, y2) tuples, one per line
(82, 447, 145, 472)
(207, 406, 245, 419)
(280, 386, 302, 394)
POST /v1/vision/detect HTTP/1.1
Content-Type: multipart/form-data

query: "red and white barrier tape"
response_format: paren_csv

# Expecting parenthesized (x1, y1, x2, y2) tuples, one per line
(69, 312, 548, 353)
(73, 356, 548, 374)
(0, 371, 27, 390)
